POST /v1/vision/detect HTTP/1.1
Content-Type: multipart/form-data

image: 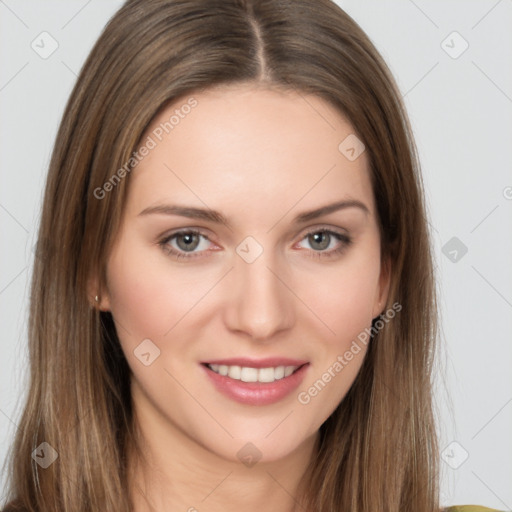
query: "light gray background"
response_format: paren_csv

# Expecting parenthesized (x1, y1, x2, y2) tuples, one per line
(1, 0, 511, 509)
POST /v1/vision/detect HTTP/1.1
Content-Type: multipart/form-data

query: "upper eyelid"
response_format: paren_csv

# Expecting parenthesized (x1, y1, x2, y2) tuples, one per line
(160, 228, 213, 245)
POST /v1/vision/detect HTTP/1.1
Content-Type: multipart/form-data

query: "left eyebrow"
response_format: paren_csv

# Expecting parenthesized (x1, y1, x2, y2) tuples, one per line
(137, 198, 370, 227)
(292, 199, 370, 223)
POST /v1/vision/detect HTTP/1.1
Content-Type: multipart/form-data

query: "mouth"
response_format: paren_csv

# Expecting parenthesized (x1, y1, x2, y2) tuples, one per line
(200, 358, 310, 406)
(203, 362, 305, 383)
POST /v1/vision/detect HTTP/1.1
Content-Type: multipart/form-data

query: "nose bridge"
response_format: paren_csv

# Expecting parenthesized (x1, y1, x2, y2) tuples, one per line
(224, 245, 294, 339)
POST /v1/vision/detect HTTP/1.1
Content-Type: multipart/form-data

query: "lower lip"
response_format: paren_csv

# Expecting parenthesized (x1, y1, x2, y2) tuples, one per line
(201, 363, 309, 406)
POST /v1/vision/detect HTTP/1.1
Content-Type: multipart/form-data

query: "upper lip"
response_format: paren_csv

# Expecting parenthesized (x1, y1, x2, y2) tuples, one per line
(202, 357, 309, 368)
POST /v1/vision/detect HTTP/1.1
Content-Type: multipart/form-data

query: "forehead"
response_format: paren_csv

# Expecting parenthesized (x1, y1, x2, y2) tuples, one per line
(126, 83, 374, 223)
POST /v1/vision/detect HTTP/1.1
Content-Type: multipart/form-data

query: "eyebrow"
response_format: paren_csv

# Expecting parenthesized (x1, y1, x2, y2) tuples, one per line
(137, 199, 370, 227)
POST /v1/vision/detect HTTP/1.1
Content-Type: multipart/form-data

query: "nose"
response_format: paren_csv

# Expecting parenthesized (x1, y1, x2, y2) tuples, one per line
(223, 250, 295, 341)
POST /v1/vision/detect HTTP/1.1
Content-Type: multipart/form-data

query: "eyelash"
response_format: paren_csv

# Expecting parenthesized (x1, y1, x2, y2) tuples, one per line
(157, 227, 353, 261)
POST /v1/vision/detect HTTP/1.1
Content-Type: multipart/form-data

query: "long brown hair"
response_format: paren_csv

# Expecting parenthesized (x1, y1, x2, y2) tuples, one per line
(2, 0, 439, 510)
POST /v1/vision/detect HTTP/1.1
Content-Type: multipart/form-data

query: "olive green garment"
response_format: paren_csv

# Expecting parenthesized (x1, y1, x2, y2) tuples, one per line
(446, 506, 507, 512)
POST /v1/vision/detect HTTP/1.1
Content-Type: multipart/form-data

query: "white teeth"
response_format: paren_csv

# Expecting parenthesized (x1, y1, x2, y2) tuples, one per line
(228, 365, 241, 379)
(284, 366, 295, 377)
(240, 367, 258, 382)
(207, 364, 301, 383)
(274, 366, 285, 380)
(258, 367, 275, 383)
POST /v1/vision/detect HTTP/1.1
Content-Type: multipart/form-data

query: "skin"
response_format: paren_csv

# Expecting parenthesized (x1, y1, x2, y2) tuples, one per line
(93, 82, 390, 512)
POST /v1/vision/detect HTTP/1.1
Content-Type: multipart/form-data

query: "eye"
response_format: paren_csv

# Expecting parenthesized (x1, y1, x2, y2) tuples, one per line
(296, 228, 352, 259)
(157, 227, 352, 261)
(158, 230, 214, 260)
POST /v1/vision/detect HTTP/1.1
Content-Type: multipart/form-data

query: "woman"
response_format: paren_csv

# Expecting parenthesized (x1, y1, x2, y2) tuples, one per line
(1, 1, 503, 511)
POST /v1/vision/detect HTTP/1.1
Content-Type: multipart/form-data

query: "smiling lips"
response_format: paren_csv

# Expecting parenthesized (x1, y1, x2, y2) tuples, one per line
(201, 357, 310, 405)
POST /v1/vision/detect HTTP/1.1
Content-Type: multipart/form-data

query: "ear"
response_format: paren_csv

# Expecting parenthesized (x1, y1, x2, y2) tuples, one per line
(371, 254, 392, 319)
(87, 272, 112, 311)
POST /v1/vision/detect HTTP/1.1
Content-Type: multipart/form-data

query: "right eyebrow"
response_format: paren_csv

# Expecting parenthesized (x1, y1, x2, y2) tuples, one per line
(138, 204, 230, 226)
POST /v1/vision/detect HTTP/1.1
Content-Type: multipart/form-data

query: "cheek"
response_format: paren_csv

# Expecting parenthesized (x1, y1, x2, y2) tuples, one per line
(301, 248, 381, 346)
(294, 253, 380, 424)
(105, 240, 225, 356)
(105, 242, 183, 342)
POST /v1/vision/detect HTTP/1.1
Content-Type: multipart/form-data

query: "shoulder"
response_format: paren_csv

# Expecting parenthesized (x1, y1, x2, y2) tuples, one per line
(445, 506, 507, 512)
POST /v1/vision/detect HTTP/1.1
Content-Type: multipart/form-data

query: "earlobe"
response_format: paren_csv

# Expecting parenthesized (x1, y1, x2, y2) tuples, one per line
(94, 294, 111, 311)
(87, 274, 111, 311)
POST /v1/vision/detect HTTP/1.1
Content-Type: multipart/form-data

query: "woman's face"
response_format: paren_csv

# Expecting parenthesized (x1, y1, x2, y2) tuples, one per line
(99, 83, 390, 463)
